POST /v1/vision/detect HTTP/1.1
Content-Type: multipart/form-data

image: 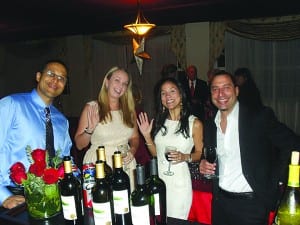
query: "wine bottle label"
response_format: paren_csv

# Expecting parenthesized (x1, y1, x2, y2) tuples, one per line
(93, 202, 113, 224)
(113, 190, 130, 214)
(131, 205, 150, 225)
(61, 195, 78, 220)
(154, 193, 161, 215)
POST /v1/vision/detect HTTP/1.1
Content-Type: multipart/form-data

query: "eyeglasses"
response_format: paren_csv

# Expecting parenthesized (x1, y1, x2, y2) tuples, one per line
(45, 70, 67, 84)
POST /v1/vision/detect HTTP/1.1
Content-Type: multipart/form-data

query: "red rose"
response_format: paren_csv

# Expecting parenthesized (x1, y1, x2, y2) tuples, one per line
(31, 149, 46, 163)
(10, 162, 26, 173)
(10, 170, 27, 185)
(29, 161, 46, 177)
(43, 168, 59, 184)
(57, 164, 65, 179)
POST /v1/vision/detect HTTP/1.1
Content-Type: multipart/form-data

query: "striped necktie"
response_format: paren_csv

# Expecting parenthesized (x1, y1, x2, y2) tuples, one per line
(45, 107, 55, 160)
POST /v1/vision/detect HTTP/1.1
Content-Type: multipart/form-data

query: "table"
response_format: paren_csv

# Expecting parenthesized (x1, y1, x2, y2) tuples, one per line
(0, 203, 202, 225)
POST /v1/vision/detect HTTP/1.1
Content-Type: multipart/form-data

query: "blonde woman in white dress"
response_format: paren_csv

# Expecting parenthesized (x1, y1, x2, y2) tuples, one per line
(74, 66, 139, 191)
(137, 77, 203, 220)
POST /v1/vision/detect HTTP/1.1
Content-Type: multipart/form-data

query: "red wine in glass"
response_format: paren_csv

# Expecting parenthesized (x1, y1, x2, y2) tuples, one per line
(204, 146, 217, 179)
(163, 146, 175, 176)
(165, 152, 172, 161)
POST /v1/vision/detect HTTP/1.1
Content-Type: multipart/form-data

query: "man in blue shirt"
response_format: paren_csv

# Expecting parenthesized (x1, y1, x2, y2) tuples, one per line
(0, 60, 72, 209)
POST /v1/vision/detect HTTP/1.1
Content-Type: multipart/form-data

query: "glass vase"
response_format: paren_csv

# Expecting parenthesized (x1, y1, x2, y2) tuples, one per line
(24, 183, 62, 219)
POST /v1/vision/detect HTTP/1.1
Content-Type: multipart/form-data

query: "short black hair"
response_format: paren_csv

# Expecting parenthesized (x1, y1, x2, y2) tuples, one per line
(41, 59, 69, 74)
(212, 70, 237, 86)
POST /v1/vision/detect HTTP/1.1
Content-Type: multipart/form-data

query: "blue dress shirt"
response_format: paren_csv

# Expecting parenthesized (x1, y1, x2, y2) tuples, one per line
(0, 89, 72, 205)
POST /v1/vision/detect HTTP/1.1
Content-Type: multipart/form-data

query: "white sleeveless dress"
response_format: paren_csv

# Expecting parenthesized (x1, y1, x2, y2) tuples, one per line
(154, 115, 195, 219)
(83, 106, 136, 191)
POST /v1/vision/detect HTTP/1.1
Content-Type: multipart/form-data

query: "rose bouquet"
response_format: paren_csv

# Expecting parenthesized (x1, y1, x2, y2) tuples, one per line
(10, 146, 64, 219)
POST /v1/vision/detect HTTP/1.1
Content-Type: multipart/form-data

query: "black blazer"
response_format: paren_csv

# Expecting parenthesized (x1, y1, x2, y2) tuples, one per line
(204, 103, 300, 209)
(181, 78, 209, 120)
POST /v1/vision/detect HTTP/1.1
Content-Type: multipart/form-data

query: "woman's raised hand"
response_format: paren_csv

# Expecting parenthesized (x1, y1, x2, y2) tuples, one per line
(87, 103, 99, 131)
(137, 112, 153, 137)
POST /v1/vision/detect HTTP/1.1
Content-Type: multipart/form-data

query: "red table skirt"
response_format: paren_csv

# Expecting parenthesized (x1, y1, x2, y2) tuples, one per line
(188, 190, 212, 225)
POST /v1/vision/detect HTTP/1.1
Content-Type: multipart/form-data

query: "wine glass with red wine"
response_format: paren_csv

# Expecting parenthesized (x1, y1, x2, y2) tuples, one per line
(163, 146, 175, 176)
(203, 146, 217, 179)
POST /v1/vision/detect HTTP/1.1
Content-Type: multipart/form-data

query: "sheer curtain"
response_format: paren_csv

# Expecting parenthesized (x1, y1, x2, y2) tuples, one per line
(225, 32, 300, 134)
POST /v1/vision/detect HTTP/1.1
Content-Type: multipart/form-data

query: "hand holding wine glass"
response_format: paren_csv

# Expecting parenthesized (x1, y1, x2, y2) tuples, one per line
(163, 146, 176, 176)
(203, 146, 217, 179)
(117, 144, 129, 171)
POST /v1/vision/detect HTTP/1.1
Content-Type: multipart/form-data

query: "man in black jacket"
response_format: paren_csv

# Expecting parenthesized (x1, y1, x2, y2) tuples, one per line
(185, 65, 209, 121)
(199, 70, 300, 225)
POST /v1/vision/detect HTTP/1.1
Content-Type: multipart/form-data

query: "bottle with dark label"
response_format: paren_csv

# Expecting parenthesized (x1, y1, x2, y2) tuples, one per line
(131, 164, 151, 225)
(59, 156, 84, 225)
(92, 160, 114, 225)
(276, 151, 300, 225)
(146, 157, 167, 225)
(111, 151, 132, 225)
(96, 146, 113, 180)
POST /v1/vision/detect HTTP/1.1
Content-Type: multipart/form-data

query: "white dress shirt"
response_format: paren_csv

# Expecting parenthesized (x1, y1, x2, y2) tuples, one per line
(215, 102, 253, 192)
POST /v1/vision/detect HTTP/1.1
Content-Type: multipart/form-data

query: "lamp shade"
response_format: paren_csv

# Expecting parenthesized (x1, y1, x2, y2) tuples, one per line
(124, 3, 155, 36)
(124, 23, 155, 36)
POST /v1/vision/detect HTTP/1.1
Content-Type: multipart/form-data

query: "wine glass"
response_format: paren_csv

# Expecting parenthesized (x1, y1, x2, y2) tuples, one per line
(203, 146, 217, 179)
(163, 146, 176, 176)
(117, 144, 129, 171)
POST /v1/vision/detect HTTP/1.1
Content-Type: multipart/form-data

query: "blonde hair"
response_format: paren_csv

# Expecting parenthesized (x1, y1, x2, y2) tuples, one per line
(97, 66, 135, 128)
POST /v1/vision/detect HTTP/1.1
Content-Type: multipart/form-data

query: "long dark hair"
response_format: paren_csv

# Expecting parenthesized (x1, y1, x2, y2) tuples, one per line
(152, 77, 191, 139)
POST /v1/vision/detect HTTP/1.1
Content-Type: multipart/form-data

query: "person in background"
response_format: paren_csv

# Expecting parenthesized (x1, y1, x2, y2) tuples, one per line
(233, 67, 263, 110)
(199, 71, 300, 225)
(137, 77, 203, 220)
(160, 63, 178, 79)
(74, 66, 139, 191)
(185, 65, 209, 121)
(204, 68, 220, 121)
(0, 60, 72, 209)
(132, 83, 151, 177)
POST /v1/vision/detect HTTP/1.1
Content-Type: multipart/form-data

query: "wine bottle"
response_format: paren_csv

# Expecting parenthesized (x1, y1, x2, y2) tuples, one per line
(60, 156, 84, 225)
(276, 151, 300, 225)
(111, 151, 132, 225)
(96, 145, 113, 180)
(92, 160, 115, 225)
(146, 157, 167, 225)
(131, 164, 151, 225)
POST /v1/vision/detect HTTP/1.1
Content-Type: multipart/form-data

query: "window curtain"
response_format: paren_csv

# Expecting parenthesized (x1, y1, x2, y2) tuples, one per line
(209, 14, 300, 69)
(209, 22, 226, 70)
(170, 25, 187, 69)
(223, 18, 300, 134)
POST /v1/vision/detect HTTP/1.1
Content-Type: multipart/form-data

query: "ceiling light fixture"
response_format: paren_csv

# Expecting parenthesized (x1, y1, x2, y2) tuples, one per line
(124, 0, 156, 36)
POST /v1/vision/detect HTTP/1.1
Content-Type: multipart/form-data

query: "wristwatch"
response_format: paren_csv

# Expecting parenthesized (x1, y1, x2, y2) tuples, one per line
(187, 154, 192, 163)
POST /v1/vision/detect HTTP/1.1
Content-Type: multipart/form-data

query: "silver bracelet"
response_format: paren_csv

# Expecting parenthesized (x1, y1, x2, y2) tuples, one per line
(84, 127, 93, 135)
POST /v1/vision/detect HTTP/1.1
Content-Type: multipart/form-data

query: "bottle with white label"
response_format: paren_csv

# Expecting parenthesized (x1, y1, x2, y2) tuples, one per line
(146, 157, 167, 225)
(111, 151, 132, 225)
(60, 156, 84, 225)
(92, 160, 114, 225)
(131, 164, 151, 225)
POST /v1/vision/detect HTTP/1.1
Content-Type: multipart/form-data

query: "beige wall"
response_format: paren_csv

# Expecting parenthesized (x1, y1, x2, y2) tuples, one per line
(185, 22, 209, 81)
